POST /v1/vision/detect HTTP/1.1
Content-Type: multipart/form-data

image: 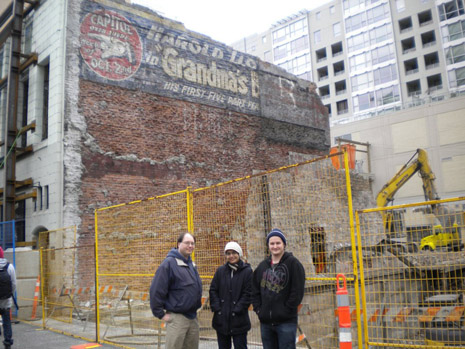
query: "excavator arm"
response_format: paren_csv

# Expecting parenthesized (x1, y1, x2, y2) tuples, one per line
(376, 149, 440, 234)
(376, 148, 440, 208)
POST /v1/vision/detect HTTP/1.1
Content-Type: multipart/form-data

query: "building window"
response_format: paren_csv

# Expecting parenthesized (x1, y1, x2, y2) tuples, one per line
(442, 19, 465, 42)
(42, 63, 49, 141)
(335, 80, 347, 95)
(290, 36, 309, 55)
(274, 43, 289, 60)
(262, 35, 267, 43)
(407, 79, 421, 96)
(319, 85, 330, 98)
(316, 47, 327, 62)
(373, 64, 397, 85)
(371, 43, 395, 65)
(316, 11, 321, 20)
(401, 37, 416, 54)
(395, 0, 406, 12)
(448, 66, 465, 87)
(427, 74, 442, 92)
(438, 0, 465, 21)
(333, 22, 341, 37)
(404, 58, 419, 75)
(332, 42, 343, 56)
(370, 23, 392, 45)
(351, 71, 373, 92)
(446, 42, 465, 64)
(264, 51, 272, 62)
(314, 30, 321, 44)
(330, 5, 335, 14)
(45, 185, 49, 209)
(272, 26, 289, 44)
(336, 99, 348, 115)
(289, 18, 307, 38)
(353, 91, 375, 111)
(333, 61, 345, 75)
(375, 85, 400, 105)
(347, 31, 369, 53)
(418, 10, 433, 26)
(421, 30, 436, 47)
(24, 21, 33, 54)
(317, 66, 329, 81)
(424, 52, 439, 69)
(350, 51, 370, 71)
(399, 17, 413, 32)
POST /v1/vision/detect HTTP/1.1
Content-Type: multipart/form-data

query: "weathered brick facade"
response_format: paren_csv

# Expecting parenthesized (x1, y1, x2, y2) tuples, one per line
(69, 0, 330, 245)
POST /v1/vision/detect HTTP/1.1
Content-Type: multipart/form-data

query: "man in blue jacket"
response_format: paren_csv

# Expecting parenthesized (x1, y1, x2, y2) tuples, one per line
(150, 232, 202, 349)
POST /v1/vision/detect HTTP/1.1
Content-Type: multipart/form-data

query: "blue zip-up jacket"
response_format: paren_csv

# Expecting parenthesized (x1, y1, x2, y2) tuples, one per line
(150, 248, 202, 319)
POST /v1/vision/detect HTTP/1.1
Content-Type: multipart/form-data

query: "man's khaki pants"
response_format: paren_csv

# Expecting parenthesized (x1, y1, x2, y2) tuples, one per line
(165, 312, 199, 349)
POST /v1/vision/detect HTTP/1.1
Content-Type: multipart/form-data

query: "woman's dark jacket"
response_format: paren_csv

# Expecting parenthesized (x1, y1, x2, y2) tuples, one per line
(209, 260, 252, 335)
(251, 251, 305, 325)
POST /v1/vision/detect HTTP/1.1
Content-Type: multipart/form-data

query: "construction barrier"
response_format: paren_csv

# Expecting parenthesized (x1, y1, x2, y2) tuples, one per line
(356, 197, 465, 349)
(336, 274, 352, 349)
(93, 150, 358, 348)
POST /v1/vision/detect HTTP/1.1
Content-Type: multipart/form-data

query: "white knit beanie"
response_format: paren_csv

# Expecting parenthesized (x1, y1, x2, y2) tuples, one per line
(224, 241, 243, 258)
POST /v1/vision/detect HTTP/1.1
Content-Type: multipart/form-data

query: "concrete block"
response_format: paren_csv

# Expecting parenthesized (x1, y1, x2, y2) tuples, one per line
(15, 278, 42, 320)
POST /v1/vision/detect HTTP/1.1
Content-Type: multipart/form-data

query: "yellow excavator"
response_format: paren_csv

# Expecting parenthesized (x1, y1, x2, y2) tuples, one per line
(376, 148, 461, 251)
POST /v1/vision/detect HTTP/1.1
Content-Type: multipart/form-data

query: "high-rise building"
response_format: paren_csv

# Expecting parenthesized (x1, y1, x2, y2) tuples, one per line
(232, 0, 465, 204)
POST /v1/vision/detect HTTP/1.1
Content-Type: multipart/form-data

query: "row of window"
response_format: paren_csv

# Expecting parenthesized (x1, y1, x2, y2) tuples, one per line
(272, 18, 308, 45)
(400, 30, 437, 54)
(351, 64, 398, 92)
(353, 85, 400, 112)
(442, 19, 465, 43)
(274, 36, 309, 61)
(404, 52, 440, 74)
(438, 0, 465, 22)
(347, 23, 393, 53)
(399, 9, 433, 35)
(449, 66, 465, 87)
(345, 2, 390, 33)
(349, 43, 395, 72)
(343, 0, 382, 15)
(315, 42, 344, 62)
(278, 53, 311, 76)
(446, 42, 465, 64)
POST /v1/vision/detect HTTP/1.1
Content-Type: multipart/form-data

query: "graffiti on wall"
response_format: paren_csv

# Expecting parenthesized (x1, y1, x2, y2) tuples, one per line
(79, 2, 261, 115)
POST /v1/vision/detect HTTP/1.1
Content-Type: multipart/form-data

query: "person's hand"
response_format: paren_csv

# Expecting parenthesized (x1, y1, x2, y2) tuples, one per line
(162, 313, 171, 323)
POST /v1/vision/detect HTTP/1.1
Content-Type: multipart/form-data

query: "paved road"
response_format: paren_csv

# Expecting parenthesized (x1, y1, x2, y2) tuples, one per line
(9, 321, 118, 348)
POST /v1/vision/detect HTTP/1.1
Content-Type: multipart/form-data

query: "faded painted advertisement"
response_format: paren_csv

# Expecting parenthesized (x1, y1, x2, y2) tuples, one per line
(79, 1, 261, 115)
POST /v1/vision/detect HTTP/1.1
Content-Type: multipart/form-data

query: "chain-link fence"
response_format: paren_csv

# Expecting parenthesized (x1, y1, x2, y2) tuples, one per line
(93, 151, 359, 348)
(356, 197, 465, 348)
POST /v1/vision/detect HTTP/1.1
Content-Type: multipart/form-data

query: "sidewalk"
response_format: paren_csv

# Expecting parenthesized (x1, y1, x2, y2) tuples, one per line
(9, 321, 118, 348)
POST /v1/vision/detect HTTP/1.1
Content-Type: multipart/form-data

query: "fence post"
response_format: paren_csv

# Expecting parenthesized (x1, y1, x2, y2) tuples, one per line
(336, 273, 352, 349)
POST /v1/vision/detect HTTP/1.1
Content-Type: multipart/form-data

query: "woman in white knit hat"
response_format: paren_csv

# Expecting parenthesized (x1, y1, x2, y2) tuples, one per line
(209, 241, 252, 349)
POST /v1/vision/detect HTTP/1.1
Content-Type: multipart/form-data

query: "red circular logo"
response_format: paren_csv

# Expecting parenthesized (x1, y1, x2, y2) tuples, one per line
(80, 9, 142, 80)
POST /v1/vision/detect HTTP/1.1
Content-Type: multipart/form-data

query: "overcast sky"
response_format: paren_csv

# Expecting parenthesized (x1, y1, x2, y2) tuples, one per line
(132, 0, 332, 44)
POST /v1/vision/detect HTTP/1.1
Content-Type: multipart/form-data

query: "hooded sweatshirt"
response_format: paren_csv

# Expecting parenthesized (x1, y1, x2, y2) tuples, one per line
(0, 258, 16, 309)
(150, 248, 202, 319)
(251, 251, 305, 325)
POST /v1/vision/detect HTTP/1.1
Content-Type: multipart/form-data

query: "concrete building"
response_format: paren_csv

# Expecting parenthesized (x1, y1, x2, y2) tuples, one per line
(0, 0, 329, 246)
(232, 0, 465, 205)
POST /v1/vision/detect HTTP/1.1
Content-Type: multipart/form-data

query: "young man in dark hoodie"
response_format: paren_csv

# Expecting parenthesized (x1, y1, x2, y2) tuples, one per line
(150, 232, 202, 349)
(252, 229, 305, 349)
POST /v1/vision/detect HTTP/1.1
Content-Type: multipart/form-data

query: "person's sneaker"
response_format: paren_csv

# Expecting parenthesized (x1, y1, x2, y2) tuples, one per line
(4, 345, 10, 349)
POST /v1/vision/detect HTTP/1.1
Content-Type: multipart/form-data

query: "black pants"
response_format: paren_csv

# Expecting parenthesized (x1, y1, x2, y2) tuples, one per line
(216, 331, 247, 349)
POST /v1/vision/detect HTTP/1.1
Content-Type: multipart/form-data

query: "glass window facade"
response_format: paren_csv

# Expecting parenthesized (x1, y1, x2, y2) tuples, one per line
(438, 0, 465, 21)
(442, 20, 465, 42)
(448, 66, 465, 87)
(446, 42, 465, 64)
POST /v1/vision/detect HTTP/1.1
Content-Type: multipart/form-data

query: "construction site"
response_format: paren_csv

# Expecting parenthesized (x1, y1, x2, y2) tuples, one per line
(0, 0, 465, 348)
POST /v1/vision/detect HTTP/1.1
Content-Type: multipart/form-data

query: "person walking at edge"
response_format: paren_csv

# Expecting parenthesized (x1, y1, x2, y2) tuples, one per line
(209, 241, 252, 349)
(252, 228, 305, 349)
(0, 247, 16, 349)
(150, 232, 202, 349)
